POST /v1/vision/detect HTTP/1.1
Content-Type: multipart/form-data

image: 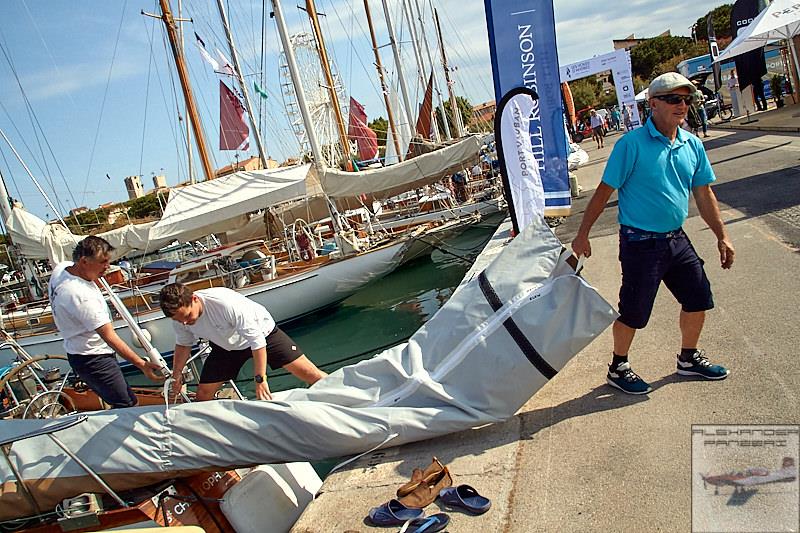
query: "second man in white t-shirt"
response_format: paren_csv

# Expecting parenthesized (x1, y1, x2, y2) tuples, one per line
(159, 283, 327, 401)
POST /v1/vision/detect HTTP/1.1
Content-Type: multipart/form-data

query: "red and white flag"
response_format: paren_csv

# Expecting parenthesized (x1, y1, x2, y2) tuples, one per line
(348, 97, 378, 161)
(220, 80, 249, 151)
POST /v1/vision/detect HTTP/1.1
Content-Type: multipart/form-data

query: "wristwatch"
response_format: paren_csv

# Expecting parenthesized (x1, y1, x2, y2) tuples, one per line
(254, 374, 266, 384)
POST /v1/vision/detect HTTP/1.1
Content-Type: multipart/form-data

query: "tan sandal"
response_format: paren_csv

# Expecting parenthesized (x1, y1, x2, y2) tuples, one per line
(398, 463, 453, 509)
(396, 457, 446, 498)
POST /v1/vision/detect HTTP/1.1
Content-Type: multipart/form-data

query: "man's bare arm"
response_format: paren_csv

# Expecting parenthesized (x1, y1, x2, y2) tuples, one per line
(96, 323, 163, 380)
(571, 182, 616, 258)
(693, 184, 734, 269)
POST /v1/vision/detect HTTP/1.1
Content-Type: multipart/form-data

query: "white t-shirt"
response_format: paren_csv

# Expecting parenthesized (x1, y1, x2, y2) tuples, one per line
(49, 261, 112, 355)
(171, 287, 276, 351)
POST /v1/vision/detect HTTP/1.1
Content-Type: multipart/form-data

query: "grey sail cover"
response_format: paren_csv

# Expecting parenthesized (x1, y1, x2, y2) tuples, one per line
(0, 216, 617, 520)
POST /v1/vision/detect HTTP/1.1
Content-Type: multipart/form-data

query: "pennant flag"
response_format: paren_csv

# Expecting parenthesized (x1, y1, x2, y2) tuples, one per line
(220, 80, 249, 151)
(494, 87, 545, 234)
(415, 72, 434, 140)
(253, 81, 269, 100)
(347, 97, 379, 161)
(195, 33, 221, 72)
(215, 48, 236, 77)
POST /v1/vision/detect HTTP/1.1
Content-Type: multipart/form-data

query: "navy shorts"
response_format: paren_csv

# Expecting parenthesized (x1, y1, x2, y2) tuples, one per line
(68, 353, 137, 409)
(617, 227, 714, 329)
(199, 327, 304, 383)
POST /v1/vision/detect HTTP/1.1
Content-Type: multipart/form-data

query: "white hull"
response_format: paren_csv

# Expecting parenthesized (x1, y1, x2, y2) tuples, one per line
(0, 240, 407, 371)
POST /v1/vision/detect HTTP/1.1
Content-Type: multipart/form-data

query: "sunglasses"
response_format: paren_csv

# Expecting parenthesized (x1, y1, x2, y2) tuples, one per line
(654, 94, 694, 105)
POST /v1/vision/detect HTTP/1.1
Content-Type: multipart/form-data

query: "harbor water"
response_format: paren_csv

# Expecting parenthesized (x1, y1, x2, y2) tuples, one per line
(241, 214, 504, 395)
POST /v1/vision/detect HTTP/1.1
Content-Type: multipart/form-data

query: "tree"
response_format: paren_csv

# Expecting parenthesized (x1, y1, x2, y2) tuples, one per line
(694, 4, 733, 42)
(126, 194, 162, 220)
(652, 41, 709, 78)
(569, 78, 604, 111)
(368, 116, 388, 152)
(630, 35, 695, 80)
(435, 96, 473, 136)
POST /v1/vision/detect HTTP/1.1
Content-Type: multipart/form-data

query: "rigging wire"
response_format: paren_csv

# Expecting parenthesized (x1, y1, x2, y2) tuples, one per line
(161, 15, 217, 178)
(139, 17, 156, 182)
(19, 1, 79, 114)
(0, 39, 77, 220)
(80, 0, 129, 208)
(0, 147, 24, 203)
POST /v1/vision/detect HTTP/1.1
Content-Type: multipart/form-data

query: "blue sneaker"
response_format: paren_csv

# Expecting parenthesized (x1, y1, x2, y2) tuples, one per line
(676, 350, 730, 380)
(607, 362, 652, 395)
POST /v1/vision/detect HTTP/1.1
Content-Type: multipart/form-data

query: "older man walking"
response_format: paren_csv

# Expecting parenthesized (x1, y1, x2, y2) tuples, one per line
(571, 73, 735, 395)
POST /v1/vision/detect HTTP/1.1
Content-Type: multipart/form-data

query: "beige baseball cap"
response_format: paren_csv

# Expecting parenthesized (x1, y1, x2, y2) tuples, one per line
(648, 72, 696, 98)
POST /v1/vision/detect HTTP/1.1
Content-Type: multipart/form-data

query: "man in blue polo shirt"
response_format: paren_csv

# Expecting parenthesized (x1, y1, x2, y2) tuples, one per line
(571, 72, 735, 395)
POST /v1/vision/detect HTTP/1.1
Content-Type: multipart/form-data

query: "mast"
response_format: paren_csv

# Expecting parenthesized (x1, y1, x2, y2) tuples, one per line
(156, 0, 215, 181)
(413, 0, 450, 140)
(364, 0, 402, 161)
(216, 0, 269, 169)
(304, 0, 352, 166)
(177, 0, 194, 185)
(381, 0, 415, 135)
(270, 0, 326, 169)
(402, 0, 438, 141)
(434, 8, 464, 137)
(402, 0, 427, 93)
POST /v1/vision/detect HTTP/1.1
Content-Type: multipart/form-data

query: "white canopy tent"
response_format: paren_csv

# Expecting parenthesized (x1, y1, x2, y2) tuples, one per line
(715, 0, 800, 90)
(635, 88, 649, 102)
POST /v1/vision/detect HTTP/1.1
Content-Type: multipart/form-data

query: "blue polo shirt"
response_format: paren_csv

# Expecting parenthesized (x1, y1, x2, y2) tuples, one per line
(601, 119, 716, 233)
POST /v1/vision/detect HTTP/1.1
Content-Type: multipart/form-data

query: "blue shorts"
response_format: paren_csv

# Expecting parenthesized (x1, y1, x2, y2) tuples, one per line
(617, 226, 714, 329)
(68, 353, 137, 409)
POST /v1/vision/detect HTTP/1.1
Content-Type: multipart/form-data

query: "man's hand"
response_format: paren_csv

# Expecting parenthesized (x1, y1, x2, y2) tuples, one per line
(255, 380, 272, 401)
(718, 238, 735, 269)
(170, 373, 184, 400)
(571, 233, 592, 259)
(138, 360, 165, 382)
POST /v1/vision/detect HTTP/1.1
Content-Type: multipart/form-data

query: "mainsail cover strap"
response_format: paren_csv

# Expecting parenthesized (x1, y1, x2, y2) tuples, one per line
(478, 271, 558, 379)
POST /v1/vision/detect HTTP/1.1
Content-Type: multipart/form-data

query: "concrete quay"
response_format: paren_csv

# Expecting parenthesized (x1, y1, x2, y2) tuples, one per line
(292, 129, 800, 532)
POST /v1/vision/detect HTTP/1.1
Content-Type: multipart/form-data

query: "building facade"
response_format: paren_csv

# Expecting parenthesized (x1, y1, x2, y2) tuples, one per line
(124, 175, 145, 200)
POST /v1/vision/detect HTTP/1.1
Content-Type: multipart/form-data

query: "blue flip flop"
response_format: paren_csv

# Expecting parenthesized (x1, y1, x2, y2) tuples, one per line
(398, 513, 450, 533)
(368, 498, 425, 526)
(438, 484, 491, 514)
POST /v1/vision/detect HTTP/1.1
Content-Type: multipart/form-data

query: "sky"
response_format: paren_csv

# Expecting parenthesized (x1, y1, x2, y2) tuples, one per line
(0, 0, 727, 221)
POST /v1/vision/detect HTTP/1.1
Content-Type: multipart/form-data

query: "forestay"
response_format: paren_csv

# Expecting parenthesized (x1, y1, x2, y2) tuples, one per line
(0, 216, 617, 520)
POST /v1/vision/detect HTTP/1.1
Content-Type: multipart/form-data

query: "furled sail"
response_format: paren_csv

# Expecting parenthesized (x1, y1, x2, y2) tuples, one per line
(320, 136, 481, 200)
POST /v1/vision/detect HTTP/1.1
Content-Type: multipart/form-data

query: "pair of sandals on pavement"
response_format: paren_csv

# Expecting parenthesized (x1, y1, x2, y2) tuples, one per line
(367, 457, 491, 532)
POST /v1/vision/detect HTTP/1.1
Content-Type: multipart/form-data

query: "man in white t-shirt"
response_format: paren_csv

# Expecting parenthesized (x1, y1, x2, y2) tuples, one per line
(159, 283, 327, 401)
(49, 236, 163, 408)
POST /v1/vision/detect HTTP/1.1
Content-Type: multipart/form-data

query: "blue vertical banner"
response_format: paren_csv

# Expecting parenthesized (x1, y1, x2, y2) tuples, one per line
(484, 0, 570, 215)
